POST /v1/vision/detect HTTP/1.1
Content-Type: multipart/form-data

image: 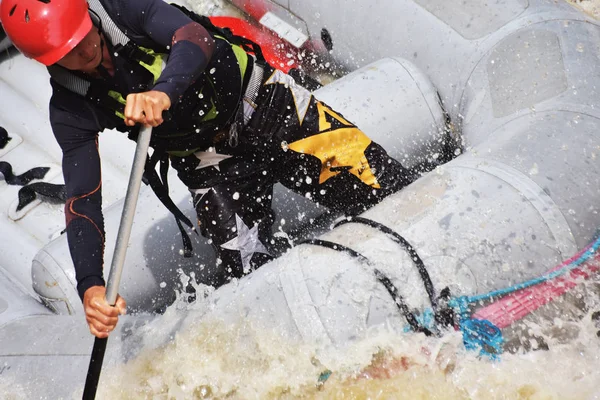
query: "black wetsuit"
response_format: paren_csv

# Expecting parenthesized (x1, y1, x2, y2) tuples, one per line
(50, 0, 415, 300)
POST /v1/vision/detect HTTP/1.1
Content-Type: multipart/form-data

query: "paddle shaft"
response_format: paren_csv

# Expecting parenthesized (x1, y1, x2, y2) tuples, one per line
(82, 125, 153, 400)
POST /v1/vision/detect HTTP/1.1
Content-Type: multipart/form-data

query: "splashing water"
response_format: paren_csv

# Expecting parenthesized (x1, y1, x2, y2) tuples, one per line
(0, 378, 28, 400)
(95, 275, 600, 400)
(567, 0, 600, 19)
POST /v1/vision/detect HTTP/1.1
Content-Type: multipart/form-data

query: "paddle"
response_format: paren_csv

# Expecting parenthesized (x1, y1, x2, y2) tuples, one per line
(82, 124, 153, 400)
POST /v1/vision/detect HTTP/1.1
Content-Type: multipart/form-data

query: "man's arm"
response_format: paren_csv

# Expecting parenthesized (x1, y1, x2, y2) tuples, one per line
(51, 102, 105, 298)
(115, 0, 216, 122)
(50, 90, 125, 337)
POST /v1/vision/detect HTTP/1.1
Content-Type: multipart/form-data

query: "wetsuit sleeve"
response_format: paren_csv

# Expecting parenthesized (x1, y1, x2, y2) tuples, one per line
(119, 0, 215, 104)
(49, 94, 106, 301)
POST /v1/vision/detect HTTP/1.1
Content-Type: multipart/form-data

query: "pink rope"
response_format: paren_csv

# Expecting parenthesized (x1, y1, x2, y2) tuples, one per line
(472, 253, 600, 329)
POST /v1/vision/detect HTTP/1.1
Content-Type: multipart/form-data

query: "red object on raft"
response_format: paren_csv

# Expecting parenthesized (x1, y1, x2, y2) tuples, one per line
(209, 16, 300, 73)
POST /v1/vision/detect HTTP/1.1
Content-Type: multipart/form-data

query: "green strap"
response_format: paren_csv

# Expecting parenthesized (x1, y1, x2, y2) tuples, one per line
(229, 42, 248, 84)
(107, 90, 127, 119)
(138, 46, 167, 83)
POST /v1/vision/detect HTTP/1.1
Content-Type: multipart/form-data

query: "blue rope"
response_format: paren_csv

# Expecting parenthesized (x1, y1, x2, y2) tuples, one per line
(447, 234, 600, 359)
(451, 234, 600, 310)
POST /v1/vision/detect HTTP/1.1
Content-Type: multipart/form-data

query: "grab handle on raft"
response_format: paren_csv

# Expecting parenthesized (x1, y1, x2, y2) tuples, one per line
(82, 124, 153, 400)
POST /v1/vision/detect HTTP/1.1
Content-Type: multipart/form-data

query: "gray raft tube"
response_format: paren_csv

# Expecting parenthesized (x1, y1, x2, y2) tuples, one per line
(31, 57, 450, 315)
(275, 0, 600, 136)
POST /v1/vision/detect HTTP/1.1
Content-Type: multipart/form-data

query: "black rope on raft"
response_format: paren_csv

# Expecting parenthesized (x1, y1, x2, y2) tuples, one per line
(17, 182, 67, 211)
(334, 216, 456, 329)
(334, 216, 437, 309)
(0, 161, 68, 212)
(0, 161, 50, 186)
(299, 238, 434, 336)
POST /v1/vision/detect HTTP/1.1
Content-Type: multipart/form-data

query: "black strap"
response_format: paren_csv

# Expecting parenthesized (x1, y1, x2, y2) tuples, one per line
(144, 150, 196, 257)
(116, 42, 156, 66)
(334, 217, 455, 327)
(299, 238, 433, 336)
(0, 161, 67, 212)
(373, 269, 434, 336)
(335, 216, 456, 329)
(88, 84, 128, 116)
(17, 182, 67, 212)
(158, 151, 195, 257)
(0, 126, 11, 149)
(335, 217, 437, 309)
(0, 161, 50, 186)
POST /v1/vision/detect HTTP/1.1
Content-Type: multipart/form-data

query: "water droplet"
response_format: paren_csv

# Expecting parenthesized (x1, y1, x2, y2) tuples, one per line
(528, 163, 539, 176)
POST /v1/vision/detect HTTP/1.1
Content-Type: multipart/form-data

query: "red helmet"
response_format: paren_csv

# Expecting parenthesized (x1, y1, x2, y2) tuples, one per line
(0, 0, 92, 66)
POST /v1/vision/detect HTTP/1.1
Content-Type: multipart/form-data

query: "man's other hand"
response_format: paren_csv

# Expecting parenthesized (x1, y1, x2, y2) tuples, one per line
(83, 286, 127, 338)
(124, 90, 171, 127)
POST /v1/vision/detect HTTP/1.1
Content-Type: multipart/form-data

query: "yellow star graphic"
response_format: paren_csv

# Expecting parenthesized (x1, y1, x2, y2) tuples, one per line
(288, 127, 380, 188)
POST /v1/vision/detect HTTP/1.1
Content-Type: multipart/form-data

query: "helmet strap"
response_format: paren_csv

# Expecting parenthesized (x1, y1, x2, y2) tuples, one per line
(88, 9, 106, 63)
(99, 35, 105, 65)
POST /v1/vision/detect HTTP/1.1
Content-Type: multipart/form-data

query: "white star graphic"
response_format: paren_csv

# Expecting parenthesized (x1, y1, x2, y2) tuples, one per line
(220, 214, 271, 273)
(194, 147, 232, 171)
(265, 69, 312, 125)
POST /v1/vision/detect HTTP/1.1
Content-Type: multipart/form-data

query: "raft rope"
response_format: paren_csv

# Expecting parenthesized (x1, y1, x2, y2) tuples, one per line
(299, 238, 434, 336)
(0, 160, 67, 211)
(0, 161, 49, 186)
(16, 181, 68, 211)
(333, 216, 456, 330)
(447, 233, 600, 327)
(465, 232, 600, 328)
(0, 126, 11, 148)
(334, 217, 438, 311)
(301, 216, 600, 358)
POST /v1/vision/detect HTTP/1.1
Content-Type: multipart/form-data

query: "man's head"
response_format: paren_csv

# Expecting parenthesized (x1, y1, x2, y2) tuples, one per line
(0, 0, 95, 67)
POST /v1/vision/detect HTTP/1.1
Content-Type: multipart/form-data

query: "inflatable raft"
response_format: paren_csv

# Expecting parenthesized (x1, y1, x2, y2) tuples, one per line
(1, 0, 599, 397)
